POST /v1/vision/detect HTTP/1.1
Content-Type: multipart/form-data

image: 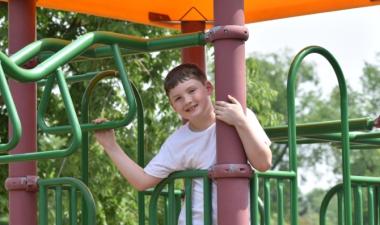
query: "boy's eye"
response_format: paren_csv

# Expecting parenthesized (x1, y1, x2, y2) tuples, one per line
(175, 97, 181, 102)
(189, 89, 196, 93)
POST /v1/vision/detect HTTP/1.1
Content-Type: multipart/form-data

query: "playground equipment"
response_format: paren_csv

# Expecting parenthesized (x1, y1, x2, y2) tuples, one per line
(1, 26, 380, 225)
(2, 1, 380, 225)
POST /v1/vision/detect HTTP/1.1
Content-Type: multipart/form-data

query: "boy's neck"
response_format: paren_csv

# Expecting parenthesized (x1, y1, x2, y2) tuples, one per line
(188, 110, 216, 132)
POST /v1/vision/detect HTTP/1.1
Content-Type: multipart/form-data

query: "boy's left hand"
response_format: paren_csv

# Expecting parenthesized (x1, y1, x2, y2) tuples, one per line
(215, 95, 246, 126)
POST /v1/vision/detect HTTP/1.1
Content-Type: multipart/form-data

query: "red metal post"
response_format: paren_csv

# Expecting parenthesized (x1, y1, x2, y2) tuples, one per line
(181, 21, 206, 72)
(7, 1, 38, 225)
(213, 0, 249, 225)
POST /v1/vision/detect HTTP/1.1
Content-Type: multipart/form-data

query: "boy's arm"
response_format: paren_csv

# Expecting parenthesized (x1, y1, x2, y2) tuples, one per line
(214, 95, 272, 172)
(94, 119, 162, 191)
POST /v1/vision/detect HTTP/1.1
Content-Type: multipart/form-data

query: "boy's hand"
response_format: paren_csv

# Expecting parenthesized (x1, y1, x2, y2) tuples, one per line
(93, 118, 117, 150)
(215, 95, 246, 126)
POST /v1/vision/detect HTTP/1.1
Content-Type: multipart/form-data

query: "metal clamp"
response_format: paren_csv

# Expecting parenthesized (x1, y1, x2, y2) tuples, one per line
(205, 25, 249, 43)
(208, 164, 252, 179)
(375, 115, 380, 128)
(5, 176, 39, 192)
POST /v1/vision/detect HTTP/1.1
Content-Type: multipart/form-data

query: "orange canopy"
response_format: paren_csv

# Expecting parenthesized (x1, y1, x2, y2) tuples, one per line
(1, 0, 379, 30)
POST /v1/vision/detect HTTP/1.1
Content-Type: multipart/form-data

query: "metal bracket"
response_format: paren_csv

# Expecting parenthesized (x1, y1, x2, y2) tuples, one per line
(205, 25, 249, 43)
(375, 115, 380, 128)
(208, 164, 252, 179)
(23, 58, 38, 69)
(5, 176, 39, 192)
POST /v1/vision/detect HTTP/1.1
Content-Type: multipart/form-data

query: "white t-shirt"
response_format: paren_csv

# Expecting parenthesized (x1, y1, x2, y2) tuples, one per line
(144, 109, 270, 225)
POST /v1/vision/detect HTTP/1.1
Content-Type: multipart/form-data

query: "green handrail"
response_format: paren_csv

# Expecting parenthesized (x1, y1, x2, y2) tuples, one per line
(37, 45, 137, 134)
(265, 117, 373, 140)
(38, 177, 96, 225)
(0, 69, 82, 163)
(1, 31, 205, 82)
(287, 46, 351, 225)
(0, 63, 21, 152)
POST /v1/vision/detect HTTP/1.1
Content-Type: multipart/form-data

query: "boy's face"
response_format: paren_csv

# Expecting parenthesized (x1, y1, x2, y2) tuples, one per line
(168, 78, 213, 122)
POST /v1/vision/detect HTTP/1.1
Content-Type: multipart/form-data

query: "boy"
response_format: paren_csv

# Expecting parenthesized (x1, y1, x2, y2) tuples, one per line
(94, 64, 272, 225)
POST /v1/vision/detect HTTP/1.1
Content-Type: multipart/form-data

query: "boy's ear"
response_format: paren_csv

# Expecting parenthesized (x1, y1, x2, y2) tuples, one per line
(205, 81, 213, 95)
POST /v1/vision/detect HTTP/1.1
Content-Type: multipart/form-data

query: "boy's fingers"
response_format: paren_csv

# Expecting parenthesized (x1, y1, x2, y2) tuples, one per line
(227, 95, 239, 104)
(93, 118, 108, 124)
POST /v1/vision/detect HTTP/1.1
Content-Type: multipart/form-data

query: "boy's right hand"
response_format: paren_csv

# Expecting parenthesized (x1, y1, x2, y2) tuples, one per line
(93, 118, 117, 150)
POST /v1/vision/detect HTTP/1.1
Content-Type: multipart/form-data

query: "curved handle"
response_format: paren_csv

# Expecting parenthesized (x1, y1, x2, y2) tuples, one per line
(287, 46, 351, 225)
(0, 63, 21, 152)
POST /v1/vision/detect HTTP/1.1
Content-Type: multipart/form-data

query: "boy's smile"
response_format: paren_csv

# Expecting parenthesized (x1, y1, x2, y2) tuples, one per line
(168, 78, 214, 128)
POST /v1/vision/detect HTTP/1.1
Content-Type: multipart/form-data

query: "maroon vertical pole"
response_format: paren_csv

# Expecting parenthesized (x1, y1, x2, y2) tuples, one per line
(6, 1, 38, 225)
(181, 21, 206, 72)
(212, 0, 250, 225)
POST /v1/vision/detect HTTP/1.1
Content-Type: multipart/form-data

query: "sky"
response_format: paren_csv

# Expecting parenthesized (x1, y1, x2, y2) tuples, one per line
(246, 5, 380, 94)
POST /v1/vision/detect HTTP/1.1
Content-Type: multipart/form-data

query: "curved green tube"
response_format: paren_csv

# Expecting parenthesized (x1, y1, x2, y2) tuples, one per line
(0, 69, 82, 163)
(287, 46, 351, 225)
(0, 63, 21, 152)
(1, 31, 205, 82)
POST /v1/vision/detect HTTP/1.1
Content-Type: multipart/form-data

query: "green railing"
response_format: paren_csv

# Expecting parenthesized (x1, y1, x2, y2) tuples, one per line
(0, 63, 21, 152)
(38, 177, 96, 225)
(286, 46, 352, 225)
(320, 178, 380, 225)
(0, 31, 205, 163)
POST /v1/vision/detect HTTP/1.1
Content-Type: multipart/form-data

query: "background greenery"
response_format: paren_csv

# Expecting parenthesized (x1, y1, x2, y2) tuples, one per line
(0, 2, 380, 224)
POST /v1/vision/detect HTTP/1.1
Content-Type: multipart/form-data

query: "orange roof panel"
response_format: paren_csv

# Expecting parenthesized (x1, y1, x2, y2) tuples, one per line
(1, 0, 379, 30)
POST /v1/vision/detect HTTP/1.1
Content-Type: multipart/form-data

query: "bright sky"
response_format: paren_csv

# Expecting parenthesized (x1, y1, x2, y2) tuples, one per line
(246, 5, 380, 94)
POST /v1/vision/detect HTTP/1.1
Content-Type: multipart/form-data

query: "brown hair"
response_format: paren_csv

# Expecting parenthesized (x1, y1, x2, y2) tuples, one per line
(164, 64, 207, 95)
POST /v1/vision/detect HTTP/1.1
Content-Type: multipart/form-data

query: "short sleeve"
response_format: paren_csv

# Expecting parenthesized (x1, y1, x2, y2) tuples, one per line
(144, 141, 181, 179)
(246, 109, 271, 146)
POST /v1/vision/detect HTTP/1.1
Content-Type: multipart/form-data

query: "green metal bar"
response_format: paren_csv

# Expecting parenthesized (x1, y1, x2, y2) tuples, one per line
(255, 170, 296, 179)
(132, 81, 146, 225)
(320, 184, 343, 225)
(338, 191, 343, 225)
(55, 186, 63, 225)
(353, 186, 363, 225)
(38, 60, 137, 134)
(2, 31, 205, 82)
(38, 183, 48, 225)
(185, 178, 193, 225)
(351, 176, 380, 184)
(306, 133, 380, 145)
(377, 187, 380, 225)
(0, 63, 21, 152)
(369, 186, 375, 225)
(264, 178, 271, 225)
(0, 69, 82, 163)
(38, 177, 96, 225)
(149, 170, 209, 225)
(203, 177, 212, 225)
(265, 117, 373, 139)
(288, 46, 351, 225)
(277, 180, 284, 225)
(251, 173, 259, 225)
(37, 71, 99, 86)
(168, 181, 175, 225)
(69, 186, 77, 225)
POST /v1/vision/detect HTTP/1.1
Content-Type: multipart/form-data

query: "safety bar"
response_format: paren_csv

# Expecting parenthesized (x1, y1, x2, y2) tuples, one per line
(287, 46, 351, 225)
(1, 31, 205, 82)
(0, 63, 21, 152)
(0, 69, 82, 163)
(265, 117, 374, 140)
(38, 177, 96, 225)
(37, 45, 136, 134)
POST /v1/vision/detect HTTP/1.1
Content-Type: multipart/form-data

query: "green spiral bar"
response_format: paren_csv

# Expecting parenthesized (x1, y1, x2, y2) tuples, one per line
(0, 69, 82, 163)
(0, 63, 21, 152)
(37, 46, 137, 135)
(288, 46, 351, 225)
(1, 31, 205, 82)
